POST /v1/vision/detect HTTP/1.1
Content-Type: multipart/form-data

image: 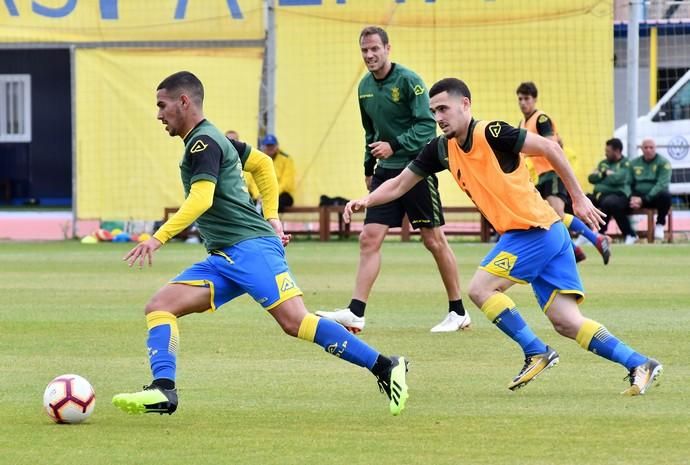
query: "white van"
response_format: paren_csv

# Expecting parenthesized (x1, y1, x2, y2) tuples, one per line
(615, 69, 690, 194)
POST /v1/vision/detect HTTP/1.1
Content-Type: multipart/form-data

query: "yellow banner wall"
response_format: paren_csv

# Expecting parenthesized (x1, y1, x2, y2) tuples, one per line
(76, 48, 263, 220)
(0, 0, 264, 42)
(276, 0, 613, 207)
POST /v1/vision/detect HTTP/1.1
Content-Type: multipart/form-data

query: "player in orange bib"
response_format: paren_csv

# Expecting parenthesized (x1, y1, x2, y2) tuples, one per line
(342, 78, 661, 396)
(516, 81, 610, 265)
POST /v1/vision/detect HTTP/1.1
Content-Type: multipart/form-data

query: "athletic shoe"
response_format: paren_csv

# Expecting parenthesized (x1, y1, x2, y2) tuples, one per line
(508, 346, 559, 391)
(430, 311, 471, 333)
(654, 224, 665, 241)
(622, 358, 663, 396)
(376, 356, 409, 416)
(624, 235, 638, 245)
(595, 234, 611, 265)
(573, 245, 587, 263)
(112, 384, 178, 415)
(315, 308, 365, 334)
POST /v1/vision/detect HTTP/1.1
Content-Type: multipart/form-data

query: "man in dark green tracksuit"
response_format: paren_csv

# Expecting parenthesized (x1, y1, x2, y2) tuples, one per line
(629, 138, 672, 241)
(317, 26, 468, 334)
(587, 138, 635, 244)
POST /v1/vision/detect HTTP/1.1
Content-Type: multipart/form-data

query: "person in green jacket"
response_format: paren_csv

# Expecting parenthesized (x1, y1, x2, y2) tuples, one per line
(317, 26, 468, 334)
(587, 138, 636, 244)
(629, 138, 672, 241)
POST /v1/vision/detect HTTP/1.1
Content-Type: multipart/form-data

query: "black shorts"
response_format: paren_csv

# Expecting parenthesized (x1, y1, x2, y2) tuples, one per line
(536, 171, 571, 207)
(365, 166, 445, 229)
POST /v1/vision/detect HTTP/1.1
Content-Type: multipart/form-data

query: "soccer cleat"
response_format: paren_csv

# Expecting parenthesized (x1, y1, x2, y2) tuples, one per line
(595, 234, 611, 265)
(573, 245, 587, 263)
(376, 356, 409, 416)
(624, 235, 638, 245)
(622, 358, 663, 396)
(508, 346, 559, 391)
(112, 384, 178, 415)
(654, 224, 665, 241)
(430, 311, 471, 333)
(314, 308, 365, 334)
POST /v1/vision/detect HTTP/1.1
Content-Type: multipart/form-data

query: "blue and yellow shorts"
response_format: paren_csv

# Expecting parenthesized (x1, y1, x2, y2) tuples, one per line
(171, 236, 303, 311)
(479, 222, 584, 311)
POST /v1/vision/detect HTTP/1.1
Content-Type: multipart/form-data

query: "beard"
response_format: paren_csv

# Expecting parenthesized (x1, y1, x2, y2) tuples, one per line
(440, 125, 457, 138)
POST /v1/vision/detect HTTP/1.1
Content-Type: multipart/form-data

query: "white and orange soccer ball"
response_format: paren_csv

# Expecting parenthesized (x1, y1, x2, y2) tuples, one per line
(43, 374, 95, 424)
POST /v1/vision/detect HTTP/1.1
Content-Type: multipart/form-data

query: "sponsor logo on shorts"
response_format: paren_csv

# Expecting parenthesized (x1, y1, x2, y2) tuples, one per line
(275, 272, 296, 293)
(487, 251, 518, 276)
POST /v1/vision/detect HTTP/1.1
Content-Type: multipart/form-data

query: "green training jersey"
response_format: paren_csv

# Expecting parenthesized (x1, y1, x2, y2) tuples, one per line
(587, 157, 632, 197)
(228, 138, 253, 165)
(180, 120, 276, 251)
(358, 63, 436, 175)
(629, 154, 671, 200)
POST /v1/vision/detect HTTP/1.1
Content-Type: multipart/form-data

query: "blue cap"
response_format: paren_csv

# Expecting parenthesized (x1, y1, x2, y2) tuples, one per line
(261, 134, 278, 145)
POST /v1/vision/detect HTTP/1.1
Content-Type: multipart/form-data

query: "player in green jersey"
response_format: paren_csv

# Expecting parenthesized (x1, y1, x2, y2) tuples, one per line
(317, 26, 469, 334)
(112, 71, 409, 416)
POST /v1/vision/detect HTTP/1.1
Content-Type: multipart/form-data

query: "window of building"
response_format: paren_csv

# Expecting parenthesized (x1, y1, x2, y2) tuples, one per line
(0, 74, 32, 142)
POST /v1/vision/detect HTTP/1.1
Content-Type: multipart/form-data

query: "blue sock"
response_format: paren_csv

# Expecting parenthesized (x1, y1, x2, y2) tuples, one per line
(146, 311, 179, 381)
(576, 320, 647, 370)
(495, 308, 549, 356)
(481, 294, 548, 357)
(298, 314, 379, 369)
(564, 213, 598, 244)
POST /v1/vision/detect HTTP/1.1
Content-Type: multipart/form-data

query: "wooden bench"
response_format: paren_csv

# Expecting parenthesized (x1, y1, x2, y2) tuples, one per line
(164, 205, 492, 243)
(163, 206, 199, 240)
(631, 207, 674, 243)
(399, 206, 492, 242)
(282, 205, 491, 242)
(281, 205, 350, 241)
(605, 207, 674, 243)
(281, 206, 324, 240)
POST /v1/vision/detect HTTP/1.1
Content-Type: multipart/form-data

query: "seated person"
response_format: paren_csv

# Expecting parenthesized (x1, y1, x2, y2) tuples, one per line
(629, 138, 672, 241)
(226, 130, 261, 202)
(587, 138, 635, 244)
(224, 131, 280, 224)
(260, 134, 296, 213)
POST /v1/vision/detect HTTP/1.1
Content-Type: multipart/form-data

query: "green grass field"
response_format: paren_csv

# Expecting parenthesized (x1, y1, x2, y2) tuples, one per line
(1, 240, 689, 465)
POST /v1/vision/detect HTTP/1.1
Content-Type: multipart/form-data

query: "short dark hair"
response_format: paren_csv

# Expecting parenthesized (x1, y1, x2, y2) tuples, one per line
(606, 138, 623, 152)
(157, 71, 204, 106)
(516, 81, 538, 97)
(359, 26, 389, 46)
(429, 78, 471, 101)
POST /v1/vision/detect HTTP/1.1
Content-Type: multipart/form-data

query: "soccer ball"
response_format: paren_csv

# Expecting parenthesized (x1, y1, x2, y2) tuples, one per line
(43, 374, 96, 424)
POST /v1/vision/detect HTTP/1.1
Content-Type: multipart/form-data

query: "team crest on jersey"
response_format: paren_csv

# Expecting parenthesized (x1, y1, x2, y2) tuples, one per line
(391, 87, 400, 102)
(488, 122, 502, 138)
(634, 167, 643, 176)
(413, 84, 424, 95)
(538, 114, 549, 124)
(190, 139, 208, 154)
